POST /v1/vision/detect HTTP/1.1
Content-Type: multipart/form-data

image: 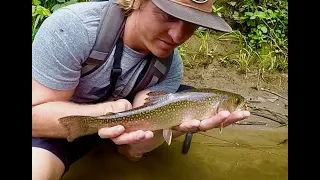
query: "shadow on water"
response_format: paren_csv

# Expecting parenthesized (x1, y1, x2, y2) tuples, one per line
(62, 127, 288, 180)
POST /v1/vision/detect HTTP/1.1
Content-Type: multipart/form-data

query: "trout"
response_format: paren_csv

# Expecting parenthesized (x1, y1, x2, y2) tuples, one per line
(58, 88, 247, 144)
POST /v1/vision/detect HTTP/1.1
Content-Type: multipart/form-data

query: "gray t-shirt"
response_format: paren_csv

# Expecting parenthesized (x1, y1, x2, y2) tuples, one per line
(32, 1, 183, 103)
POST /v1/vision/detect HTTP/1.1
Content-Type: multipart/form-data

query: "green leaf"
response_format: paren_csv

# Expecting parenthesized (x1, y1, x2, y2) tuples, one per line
(36, 6, 51, 17)
(255, 11, 266, 19)
(65, 0, 79, 6)
(32, 28, 39, 41)
(245, 12, 254, 17)
(57, 0, 66, 3)
(212, 5, 223, 12)
(233, 11, 239, 16)
(51, 4, 62, 12)
(250, 15, 256, 19)
(257, 6, 264, 11)
(33, 15, 41, 32)
(267, 9, 273, 14)
(247, 21, 255, 27)
(260, 26, 268, 33)
(32, 6, 36, 15)
(228, 2, 237, 6)
(33, 0, 41, 6)
(240, 16, 248, 21)
(232, 11, 239, 20)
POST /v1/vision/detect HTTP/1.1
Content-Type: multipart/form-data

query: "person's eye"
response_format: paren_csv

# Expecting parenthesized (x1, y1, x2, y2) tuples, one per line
(167, 15, 176, 20)
(162, 14, 177, 22)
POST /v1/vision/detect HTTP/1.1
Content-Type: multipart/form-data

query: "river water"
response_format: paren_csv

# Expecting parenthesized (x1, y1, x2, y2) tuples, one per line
(62, 126, 288, 180)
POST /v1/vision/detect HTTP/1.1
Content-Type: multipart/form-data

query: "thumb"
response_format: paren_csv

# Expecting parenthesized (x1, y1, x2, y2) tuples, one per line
(102, 99, 132, 114)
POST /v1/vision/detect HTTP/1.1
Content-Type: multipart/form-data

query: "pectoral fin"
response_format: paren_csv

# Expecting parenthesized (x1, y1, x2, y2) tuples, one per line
(163, 129, 173, 145)
(220, 123, 224, 134)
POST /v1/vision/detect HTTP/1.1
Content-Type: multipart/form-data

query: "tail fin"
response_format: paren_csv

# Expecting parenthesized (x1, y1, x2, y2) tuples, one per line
(58, 116, 94, 142)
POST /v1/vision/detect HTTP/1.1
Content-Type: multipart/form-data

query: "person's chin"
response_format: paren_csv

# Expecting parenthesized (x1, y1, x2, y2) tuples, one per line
(152, 50, 172, 58)
(151, 44, 176, 58)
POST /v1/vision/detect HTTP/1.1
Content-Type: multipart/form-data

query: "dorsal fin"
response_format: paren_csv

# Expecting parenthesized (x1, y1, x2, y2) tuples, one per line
(144, 90, 170, 105)
(180, 87, 241, 97)
(146, 90, 169, 97)
(104, 112, 116, 116)
(99, 102, 155, 116)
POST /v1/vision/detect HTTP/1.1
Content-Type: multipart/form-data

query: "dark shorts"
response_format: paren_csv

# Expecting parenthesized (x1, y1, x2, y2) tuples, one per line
(32, 84, 193, 172)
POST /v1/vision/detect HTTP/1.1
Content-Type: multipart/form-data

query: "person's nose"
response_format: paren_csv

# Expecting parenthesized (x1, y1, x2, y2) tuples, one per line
(168, 20, 192, 45)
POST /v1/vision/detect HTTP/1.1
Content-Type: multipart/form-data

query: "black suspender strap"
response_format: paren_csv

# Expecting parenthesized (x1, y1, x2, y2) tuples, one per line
(92, 38, 124, 103)
(133, 54, 153, 90)
(124, 53, 153, 102)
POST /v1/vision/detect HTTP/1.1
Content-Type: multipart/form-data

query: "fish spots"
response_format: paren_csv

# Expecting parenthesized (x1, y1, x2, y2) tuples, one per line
(62, 89, 245, 138)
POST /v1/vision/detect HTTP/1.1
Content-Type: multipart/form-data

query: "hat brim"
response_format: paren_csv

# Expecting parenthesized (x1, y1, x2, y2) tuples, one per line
(151, 0, 232, 32)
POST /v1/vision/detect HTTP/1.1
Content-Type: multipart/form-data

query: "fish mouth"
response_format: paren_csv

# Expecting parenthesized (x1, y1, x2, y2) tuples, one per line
(235, 102, 247, 111)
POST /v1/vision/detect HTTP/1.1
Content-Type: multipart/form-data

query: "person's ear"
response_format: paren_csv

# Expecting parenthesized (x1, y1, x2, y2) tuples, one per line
(132, 0, 141, 9)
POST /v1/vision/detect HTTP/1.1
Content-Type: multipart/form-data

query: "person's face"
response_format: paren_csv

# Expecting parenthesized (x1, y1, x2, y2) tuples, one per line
(132, 0, 198, 58)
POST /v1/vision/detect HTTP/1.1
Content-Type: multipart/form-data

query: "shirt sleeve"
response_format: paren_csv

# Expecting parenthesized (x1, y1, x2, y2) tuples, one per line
(147, 48, 183, 93)
(32, 8, 91, 90)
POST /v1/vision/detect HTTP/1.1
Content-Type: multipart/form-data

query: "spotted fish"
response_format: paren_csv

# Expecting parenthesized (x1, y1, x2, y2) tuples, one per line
(58, 88, 247, 143)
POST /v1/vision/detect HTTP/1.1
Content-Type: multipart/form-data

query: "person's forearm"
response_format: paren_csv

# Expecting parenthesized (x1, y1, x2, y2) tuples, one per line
(32, 101, 106, 138)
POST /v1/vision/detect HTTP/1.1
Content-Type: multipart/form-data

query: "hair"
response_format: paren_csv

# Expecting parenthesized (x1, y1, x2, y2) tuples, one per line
(117, 0, 149, 16)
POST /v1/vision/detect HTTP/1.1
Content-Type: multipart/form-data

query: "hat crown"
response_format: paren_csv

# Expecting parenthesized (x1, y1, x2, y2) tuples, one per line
(168, 0, 216, 13)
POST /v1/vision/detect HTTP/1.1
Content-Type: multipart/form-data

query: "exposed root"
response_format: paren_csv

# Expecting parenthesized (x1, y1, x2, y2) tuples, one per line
(252, 86, 288, 101)
(247, 105, 288, 125)
(250, 112, 287, 125)
(235, 121, 267, 126)
(277, 138, 288, 145)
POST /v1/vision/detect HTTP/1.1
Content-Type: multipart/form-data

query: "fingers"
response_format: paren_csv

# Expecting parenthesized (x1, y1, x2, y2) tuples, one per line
(98, 124, 154, 145)
(172, 120, 200, 132)
(101, 99, 133, 115)
(172, 110, 247, 133)
(111, 130, 154, 145)
(222, 110, 251, 127)
(198, 111, 230, 131)
(98, 125, 125, 139)
(113, 99, 133, 112)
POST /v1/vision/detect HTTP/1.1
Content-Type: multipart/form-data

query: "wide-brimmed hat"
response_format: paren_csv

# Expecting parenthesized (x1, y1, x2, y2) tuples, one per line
(151, 0, 232, 32)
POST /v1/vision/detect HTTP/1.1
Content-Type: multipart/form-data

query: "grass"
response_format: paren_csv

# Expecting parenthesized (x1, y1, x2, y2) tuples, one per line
(33, 0, 288, 77)
(178, 29, 288, 77)
(177, 0, 288, 76)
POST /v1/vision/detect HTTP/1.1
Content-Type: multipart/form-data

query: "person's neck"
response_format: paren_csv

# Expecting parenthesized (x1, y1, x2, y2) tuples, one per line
(122, 15, 150, 55)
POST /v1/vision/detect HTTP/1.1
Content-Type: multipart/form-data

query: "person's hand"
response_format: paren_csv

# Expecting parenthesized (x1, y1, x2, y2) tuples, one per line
(97, 99, 155, 145)
(114, 110, 251, 162)
(99, 126, 154, 145)
(173, 110, 251, 133)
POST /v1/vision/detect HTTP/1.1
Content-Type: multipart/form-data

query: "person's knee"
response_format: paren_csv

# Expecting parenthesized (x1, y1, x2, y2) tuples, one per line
(32, 147, 65, 180)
